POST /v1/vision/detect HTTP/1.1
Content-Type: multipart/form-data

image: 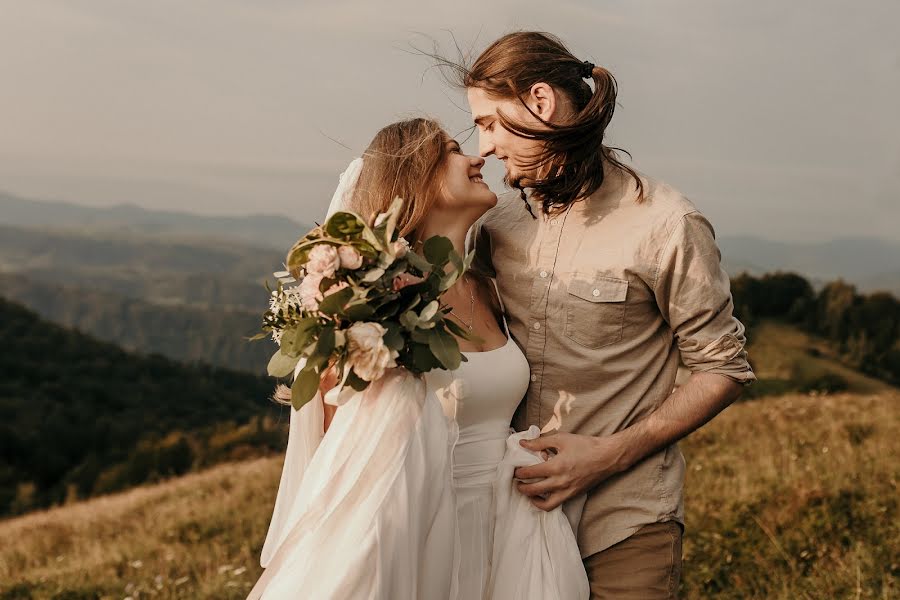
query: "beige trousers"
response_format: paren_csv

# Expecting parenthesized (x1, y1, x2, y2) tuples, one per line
(583, 521, 684, 600)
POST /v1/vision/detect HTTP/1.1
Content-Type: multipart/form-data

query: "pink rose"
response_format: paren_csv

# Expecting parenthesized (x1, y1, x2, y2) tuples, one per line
(346, 322, 398, 381)
(306, 244, 340, 278)
(392, 272, 424, 291)
(338, 245, 363, 270)
(298, 272, 324, 310)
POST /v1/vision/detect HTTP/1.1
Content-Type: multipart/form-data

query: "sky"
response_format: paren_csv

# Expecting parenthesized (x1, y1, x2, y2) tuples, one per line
(1, 0, 898, 242)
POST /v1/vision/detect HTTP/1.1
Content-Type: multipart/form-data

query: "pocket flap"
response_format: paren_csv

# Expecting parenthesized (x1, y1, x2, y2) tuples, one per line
(568, 276, 628, 303)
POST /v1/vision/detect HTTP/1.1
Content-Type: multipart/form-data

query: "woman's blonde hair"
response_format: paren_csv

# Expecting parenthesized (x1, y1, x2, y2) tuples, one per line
(348, 117, 450, 242)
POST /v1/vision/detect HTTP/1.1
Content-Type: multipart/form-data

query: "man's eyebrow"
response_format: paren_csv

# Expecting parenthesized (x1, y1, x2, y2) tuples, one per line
(473, 114, 494, 126)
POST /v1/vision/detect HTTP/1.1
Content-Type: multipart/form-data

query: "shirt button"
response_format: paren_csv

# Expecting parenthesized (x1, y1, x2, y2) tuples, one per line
(592, 289, 600, 297)
(533, 322, 541, 330)
(530, 374, 537, 382)
(540, 270, 548, 278)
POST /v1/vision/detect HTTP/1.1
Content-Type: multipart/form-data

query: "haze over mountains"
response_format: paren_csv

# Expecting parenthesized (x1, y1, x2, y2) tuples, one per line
(2, 191, 897, 294)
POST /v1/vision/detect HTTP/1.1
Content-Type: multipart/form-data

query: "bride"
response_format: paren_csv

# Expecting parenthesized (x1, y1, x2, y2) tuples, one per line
(248, 118, 588, 599)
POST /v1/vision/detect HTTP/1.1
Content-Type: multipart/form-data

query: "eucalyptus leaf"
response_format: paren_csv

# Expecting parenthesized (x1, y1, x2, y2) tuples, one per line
(382, 321, 404, 351)
(362, 268, 386, 283)
(428, 328, 462, 370)
(423, 236, 454, 266)
(443, 317, 470, 338)
(419, 300, 439, 321)
(410, 342, 441, 372)
(315, 326, 336, 357)
(399, 310, 419, 331)
(267, 350, 301, 378)
(343, 303, 376, 321)
(346, 369, 370, 391)
(404, 250, 431, 273)
(318, 286, 353, 316)
(291, 366, 320, 410)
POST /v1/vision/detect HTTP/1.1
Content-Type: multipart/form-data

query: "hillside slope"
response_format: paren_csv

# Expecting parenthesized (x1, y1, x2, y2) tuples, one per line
(0, 298, 287, 518)
(1, 391, 896, 599)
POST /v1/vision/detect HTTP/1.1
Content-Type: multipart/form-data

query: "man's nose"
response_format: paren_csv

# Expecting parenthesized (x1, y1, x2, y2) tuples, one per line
(478, 133, 495, 158)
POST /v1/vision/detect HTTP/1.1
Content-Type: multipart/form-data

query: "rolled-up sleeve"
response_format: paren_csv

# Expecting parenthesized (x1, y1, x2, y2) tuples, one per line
(653, 211, 756, 385)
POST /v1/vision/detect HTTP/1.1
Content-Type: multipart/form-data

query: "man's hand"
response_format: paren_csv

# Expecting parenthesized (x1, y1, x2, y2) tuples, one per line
(515, 372, 744, 512)
(514, 432, 626, 511)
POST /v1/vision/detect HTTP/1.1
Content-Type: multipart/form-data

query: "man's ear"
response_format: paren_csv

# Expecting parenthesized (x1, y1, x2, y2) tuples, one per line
(525, 82, 558, 123)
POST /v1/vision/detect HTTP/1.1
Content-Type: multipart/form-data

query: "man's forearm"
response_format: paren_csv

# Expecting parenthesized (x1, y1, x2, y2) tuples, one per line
(610, 372, 744, 473)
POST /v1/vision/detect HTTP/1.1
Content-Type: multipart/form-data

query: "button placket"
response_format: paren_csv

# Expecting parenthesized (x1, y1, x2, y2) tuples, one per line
(525, 210, 568, 426)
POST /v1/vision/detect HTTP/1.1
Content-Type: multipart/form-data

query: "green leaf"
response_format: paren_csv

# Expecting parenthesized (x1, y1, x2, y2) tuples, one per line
(382, 321, 404, 351)
(318, 286, 353, 316)
(267, 350, 301, 378)
(443, 316, 470, 338)
(291, 366, 320, 410)
(419, 300, 439, 321)
(399, 310, 419, 331)
(362, 268, 385, 283)
(439, 271, 460, 292)
(343, 303, 376, 321)
(410, 342, 441, 372)
(428, 328, 462, 370)
(384, 197, 403, 245)
(325, 211, 366, 238)
(404, 251, 432, 273)
(402, 293, 422, 313)
(346, 369, 370, 391)
(423, 235, 454, 266)
(315, 325, 336, 357)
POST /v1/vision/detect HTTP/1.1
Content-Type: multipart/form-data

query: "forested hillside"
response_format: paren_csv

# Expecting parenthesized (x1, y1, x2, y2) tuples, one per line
(0, 298, 288, 517)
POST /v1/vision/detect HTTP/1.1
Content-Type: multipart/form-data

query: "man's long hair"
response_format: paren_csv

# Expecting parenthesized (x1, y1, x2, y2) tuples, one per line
(434, 31, 644, 215)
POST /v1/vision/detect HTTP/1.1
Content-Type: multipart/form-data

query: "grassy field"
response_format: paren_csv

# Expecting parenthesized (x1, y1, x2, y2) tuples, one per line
(1, 389, 897, 599)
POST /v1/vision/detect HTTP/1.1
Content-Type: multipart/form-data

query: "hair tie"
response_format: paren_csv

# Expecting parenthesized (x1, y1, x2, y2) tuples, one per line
(580, 60, 595, 79)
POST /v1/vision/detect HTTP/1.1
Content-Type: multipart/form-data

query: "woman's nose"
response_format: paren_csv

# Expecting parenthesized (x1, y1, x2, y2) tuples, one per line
(470, 155, 485, 169)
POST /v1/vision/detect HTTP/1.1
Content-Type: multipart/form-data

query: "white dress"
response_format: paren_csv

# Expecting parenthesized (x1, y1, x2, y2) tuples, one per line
(248, 319, 589, 599)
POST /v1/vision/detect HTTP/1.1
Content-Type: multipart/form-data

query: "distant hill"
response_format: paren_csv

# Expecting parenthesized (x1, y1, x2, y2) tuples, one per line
(0, 224, 284, 313)
(0, 190, 312, 251)
(720, 235, 900, 295)
(1, 273, 273, 373)
(0, 297, 288, 517)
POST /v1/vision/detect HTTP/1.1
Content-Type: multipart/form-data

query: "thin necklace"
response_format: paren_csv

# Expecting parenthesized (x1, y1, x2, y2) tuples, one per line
(448, 275, 475, 330)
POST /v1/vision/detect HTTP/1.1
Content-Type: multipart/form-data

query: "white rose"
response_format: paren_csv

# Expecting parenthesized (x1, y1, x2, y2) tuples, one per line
(306, 244, 341, 278)
(298, 272, 324, 310)
(346, 321, 398, 382)
(338, 245, 364, 270)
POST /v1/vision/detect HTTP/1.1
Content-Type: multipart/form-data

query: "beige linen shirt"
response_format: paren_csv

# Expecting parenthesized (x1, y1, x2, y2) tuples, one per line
(471, 166, 755, 558)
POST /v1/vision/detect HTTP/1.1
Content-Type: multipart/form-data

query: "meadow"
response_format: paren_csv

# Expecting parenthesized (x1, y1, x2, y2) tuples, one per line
(0, 388, 896, 599)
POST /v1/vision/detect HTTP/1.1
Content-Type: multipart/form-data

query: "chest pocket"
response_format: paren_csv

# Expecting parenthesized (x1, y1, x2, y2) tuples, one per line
(564, 275, 629, 349)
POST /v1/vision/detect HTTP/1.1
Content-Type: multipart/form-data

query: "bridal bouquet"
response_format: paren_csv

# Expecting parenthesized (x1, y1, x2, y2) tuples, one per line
(256, 198, 473, 410)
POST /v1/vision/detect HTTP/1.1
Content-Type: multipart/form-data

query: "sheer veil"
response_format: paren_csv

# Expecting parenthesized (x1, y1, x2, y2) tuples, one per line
(259, 157, 363, 567)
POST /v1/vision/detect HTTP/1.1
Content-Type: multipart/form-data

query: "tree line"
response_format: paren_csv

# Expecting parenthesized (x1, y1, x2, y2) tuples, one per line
(731, 272, 900, 384)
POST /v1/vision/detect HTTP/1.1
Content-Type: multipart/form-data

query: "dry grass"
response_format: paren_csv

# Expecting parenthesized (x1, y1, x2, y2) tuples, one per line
(1, 391, 897, 599)
(0, 458, 280, 599)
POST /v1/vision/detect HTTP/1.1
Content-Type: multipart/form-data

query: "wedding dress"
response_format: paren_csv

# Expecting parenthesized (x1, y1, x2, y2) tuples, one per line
(247, 157, 588, 599)
(247, 315, 589, 599)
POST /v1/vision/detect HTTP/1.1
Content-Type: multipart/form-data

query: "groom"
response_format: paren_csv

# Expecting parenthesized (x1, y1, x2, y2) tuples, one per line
(457, 32, 755, 598)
